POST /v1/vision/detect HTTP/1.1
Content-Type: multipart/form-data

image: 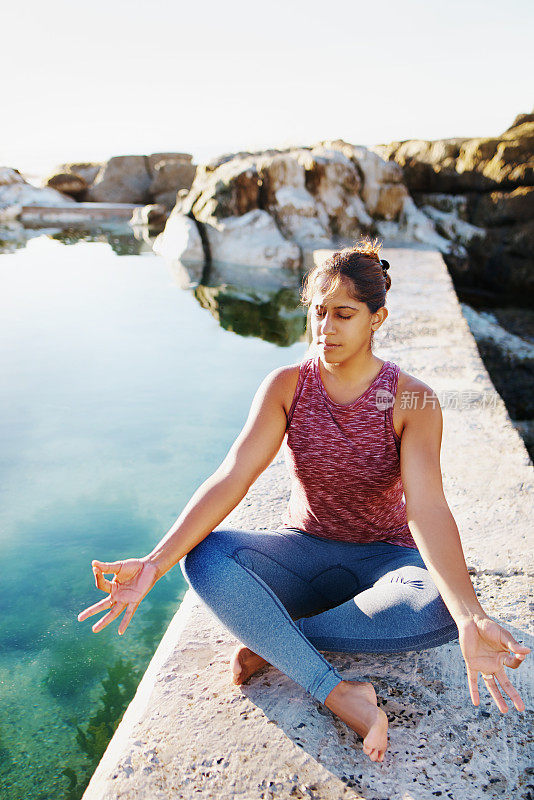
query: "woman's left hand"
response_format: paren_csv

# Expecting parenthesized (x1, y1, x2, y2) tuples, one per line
(458, 615, 530, 713)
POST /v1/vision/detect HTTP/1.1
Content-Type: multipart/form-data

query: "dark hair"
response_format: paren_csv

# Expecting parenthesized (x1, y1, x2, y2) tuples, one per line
(300, 236, 391, 314)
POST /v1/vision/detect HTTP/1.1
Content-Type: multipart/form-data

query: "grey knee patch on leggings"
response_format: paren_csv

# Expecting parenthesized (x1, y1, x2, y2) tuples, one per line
(387, 574, 426, 590)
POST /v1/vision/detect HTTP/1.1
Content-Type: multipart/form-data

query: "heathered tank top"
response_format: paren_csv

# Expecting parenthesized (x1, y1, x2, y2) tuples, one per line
(280, 355, 417, 549)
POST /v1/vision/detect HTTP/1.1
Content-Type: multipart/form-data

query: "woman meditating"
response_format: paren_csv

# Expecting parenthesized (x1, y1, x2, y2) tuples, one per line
(78, 238, 529, 763)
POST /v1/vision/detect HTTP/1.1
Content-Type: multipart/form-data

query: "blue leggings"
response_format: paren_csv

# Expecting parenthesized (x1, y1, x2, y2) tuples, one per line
(180, 527, 459, 705)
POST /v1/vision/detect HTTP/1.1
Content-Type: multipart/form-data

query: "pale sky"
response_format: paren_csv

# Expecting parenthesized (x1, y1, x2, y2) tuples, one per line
(2, 0, 533, 176)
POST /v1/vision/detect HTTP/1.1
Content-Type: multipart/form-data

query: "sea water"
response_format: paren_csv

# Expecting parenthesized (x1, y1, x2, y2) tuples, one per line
(0, 226, 307, 800)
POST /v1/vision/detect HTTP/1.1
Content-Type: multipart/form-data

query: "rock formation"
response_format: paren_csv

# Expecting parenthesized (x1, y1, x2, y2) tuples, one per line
(0, 167, 75, 219)
(2, 112, 530, 304)
(373, 111, 534, 304)
(56, 162, 103, 186)
(85, 153, 196, 206)
(154, 143, 449, 270)
(154, 208, 301, 271)
(149, 157, 197, 209)
(44, 172, 88, 199)
(87, 155, 153, 203)
(38, 153, 197, 207)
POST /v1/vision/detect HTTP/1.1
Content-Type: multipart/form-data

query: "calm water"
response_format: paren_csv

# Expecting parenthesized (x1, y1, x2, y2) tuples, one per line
(0, 227, 307, 799)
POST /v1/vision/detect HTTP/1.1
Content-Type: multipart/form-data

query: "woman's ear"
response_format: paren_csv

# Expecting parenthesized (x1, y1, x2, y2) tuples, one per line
(372, 307, 388, 330)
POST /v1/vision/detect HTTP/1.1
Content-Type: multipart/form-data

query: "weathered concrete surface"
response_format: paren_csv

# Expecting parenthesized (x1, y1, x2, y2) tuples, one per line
(83, 247, 533, 800)
(20, 202, 144, 224)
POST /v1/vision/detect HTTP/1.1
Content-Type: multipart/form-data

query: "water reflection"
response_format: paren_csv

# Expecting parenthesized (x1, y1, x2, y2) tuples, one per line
(169, 258, 307, 346)
(50, 227, 150, 256)
(0, 223, 61, 254)
(0, 223, 152, 257)
(194, 284, 305, 346)
(0, 225, 309, 347)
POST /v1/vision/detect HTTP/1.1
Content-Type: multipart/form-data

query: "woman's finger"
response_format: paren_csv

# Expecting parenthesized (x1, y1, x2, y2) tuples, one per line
(118, 604, 138, 636)
(92, 559, 124, 574)
(493, 671, 525, 712)
(91, 602, 126, 633)
(93, 565, 113, 593)
(77, 596, 113, 622)
(502, 652, 527, 670)
(499, 629, 531, 656)
(466, 666, 480, 706)
(481, 673, 509, 714)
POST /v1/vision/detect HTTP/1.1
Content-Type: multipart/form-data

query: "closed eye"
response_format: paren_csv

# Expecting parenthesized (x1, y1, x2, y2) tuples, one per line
(314, 309, 352, 320)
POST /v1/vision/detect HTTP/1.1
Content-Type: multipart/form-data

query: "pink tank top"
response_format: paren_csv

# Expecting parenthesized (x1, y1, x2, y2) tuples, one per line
(280, 355, 417, 549)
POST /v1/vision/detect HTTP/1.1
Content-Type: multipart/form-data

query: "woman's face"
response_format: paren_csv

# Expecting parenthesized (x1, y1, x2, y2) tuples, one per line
(309, 277, 387, 364)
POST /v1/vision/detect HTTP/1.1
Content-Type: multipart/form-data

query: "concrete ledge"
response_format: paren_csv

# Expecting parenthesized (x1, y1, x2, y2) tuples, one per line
(20, 203, 144, 224)
(83, 248, 533, 800)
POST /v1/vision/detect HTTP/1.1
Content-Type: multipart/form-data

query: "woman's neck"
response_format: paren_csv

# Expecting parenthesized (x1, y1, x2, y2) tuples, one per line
(318, 350, 384, 389)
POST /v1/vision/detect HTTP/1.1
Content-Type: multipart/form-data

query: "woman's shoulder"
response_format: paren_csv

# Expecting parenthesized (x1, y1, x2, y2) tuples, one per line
(262, 360, 308, 419)
(397, 368, 438, 397)
(396, 368, 440, 418)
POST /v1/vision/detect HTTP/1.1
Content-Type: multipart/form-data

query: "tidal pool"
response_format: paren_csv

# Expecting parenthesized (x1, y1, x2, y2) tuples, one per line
(0, 226, 307, 799)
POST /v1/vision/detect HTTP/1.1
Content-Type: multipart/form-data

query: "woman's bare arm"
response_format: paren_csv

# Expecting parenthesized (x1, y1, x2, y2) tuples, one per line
(143, 365, 295, 579)
(79, 365, 295, 634)
(400, 379, 530, 712)
(399, 381, 482, 623)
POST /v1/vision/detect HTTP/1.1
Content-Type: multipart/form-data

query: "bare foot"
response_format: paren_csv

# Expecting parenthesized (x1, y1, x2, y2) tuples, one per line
(324, 680, 388, 763)
(231, 644, 270, 685)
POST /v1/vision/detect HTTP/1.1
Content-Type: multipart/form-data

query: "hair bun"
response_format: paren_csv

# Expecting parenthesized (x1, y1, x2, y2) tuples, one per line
(380, 259, 390, 273)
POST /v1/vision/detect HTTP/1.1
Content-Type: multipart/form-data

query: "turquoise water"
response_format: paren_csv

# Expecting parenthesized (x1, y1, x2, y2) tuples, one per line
(0, 228, 307, 799)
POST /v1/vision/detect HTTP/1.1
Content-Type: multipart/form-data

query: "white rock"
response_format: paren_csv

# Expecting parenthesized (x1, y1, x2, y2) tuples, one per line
(257, 152, 307, 191)
(207, 209, 301, 270)
(0, 167, 26, 186)
(154, 209, 301, 271)
(376, 196, 455, 254)
(0, 165, 76, 210)
(0, 205, 22, 221)
(421, 205, 486, 247)
(308, 145, 356, 167)
(303, 146, 370, 235)
(344, 195, 373, 228)
(153, 214, 204, 263)
(273, 186, 331, 246)
(460, 304, 534, 362)
(337, 145, 404, 216)
(0, 182, 76, 210)
(275, 185, 317, 213)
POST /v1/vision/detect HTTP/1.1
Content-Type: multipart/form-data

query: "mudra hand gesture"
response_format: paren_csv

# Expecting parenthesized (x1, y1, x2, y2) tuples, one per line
(459, 615, 530, 713)
(77, 558, 159, 635)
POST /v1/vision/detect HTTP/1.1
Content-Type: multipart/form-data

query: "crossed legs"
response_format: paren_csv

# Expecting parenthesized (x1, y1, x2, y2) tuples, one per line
(180, 527, 458, 762)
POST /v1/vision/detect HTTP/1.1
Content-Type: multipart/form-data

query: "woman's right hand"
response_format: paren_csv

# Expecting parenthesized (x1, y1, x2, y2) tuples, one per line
(77, 558, 159, 635)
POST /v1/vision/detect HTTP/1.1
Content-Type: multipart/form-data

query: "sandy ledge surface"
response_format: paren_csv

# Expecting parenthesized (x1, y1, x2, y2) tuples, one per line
(83, 248, 533, 800)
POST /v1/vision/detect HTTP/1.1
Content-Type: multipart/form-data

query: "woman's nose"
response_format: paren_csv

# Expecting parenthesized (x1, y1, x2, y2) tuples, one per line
(320, 313, 335, 333)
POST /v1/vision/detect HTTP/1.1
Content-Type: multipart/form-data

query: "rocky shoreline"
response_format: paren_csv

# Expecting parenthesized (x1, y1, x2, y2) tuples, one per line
(2, 111, 532, 301)
(1, 111, 532, 459)
(375, 111, 534, 307)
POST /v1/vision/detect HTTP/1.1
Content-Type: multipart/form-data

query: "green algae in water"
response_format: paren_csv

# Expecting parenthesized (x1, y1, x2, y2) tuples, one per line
(59, 657, 142, 800)
(59, 768, 78, 800)
(77, 656, 141, 763)
(0, 726, 12, 767)
(57, 592, 181, 799)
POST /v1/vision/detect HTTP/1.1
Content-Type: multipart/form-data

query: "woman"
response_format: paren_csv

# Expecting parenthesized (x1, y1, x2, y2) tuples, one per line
(78, 238, 529, 764)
